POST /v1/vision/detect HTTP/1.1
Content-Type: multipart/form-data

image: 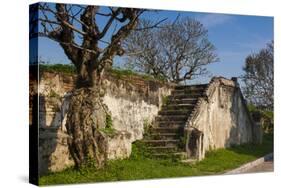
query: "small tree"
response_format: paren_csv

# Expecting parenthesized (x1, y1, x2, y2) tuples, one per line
(123, 17, 219, 83)
(242, 41, 274, 110)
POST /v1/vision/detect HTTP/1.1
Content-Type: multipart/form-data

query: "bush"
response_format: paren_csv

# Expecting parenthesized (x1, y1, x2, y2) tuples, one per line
(130, 140, 152, 160)
(248, 104, 273, 133)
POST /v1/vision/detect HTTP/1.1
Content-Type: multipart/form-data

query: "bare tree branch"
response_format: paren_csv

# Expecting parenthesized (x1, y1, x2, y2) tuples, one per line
(124, 17, 218, 83)
(133, 18, 167, 31)
(242, 41, 274, 109)
(97, 8, 121, 39)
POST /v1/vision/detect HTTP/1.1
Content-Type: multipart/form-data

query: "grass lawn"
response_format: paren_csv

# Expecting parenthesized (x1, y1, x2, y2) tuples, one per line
(39, 134, 273, 186)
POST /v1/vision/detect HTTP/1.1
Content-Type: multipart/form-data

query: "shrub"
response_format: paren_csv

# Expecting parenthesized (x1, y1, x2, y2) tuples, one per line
(248, 104, 274, 133)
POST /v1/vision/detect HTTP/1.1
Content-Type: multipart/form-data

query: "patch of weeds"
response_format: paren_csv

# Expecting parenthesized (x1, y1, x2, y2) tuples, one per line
(152, 133, 161, 140)
(79, 157, 97, 174)
(178, 134, 187, 149)
(161, 95, 169, 106)
(154, 74, 167, 82)
(105, 114, 113, 129)
(143, 118, 152, 136)
(49, 89, 60, 99)
(39, 63, 76, 75)
(108, 68, 165, 82)
(109, 68, 135, 79)
(171, 154, 181, 163)
(130, 140, 152, 160)
(99, 128, 116, 135)
(247, 104, 273, 133)
(100, 114, 116, 136)
(38, 63, 167, 84)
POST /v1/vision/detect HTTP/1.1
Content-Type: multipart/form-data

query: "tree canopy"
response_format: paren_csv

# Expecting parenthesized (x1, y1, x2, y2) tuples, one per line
(242, 41, 273, 110)
(123, 17, 219, 83)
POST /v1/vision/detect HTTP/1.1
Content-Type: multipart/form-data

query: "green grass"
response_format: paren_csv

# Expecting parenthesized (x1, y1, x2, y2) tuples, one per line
(99, 127, 116, 136)
(108, 68, 165, 82)
(39, 64, 76, 75)
(39, 134, 273, 186)
(37, 63, 166, 82)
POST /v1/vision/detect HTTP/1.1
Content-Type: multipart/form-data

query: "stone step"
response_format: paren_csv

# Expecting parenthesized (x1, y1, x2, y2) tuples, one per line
(162, 104, 195, 110)
(167, 98, 198, 105)
(159, 109, 191, 116)
(156, 121, 186, 128)
(155, 115, 187, 121)
(148, 146, 179, 152)
(171, 89, 205, 95)
(152, 152, 187, 160)
(150, 133, 179, 140)
(167, 103, 196, 107)
(181, 159, 197, 164)
(168, 94, 204, 100)
(151, 127, 182, 134)
(142, 139, 180, 147)
(174, 84, 208, 90)
(173, 86, 206, 91)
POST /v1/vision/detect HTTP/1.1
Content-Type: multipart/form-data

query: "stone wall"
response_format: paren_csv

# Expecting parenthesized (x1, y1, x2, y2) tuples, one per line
(103, 73, 172, 140)
(39, 127, 74, 175)
(31, 70, 259, 173)
(31, 70, 173, 175)
(185, 77, 260, 160)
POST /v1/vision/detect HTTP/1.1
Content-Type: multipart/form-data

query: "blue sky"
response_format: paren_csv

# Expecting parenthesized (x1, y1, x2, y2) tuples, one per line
(33, 5, 273, 84)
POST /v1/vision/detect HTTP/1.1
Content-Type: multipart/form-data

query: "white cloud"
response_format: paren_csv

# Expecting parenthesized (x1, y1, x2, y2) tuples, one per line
(197, 14, 234, 28)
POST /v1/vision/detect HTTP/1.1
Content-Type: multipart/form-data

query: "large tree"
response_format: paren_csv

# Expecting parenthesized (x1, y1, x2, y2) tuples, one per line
(123, 17, 219, 83)
(242, 41, 274, 110)
(29, 3, 155, 168)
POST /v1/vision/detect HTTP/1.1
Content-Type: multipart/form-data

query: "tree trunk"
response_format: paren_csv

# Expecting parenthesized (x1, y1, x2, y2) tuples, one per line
(35, 3, 143, 169)
(65, 65, 108, 168)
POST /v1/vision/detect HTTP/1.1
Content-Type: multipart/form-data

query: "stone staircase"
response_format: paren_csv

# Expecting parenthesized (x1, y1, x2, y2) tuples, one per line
(143, 84, 208, 159)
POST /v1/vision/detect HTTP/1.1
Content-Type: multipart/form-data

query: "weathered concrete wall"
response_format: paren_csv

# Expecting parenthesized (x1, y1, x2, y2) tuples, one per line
(185, 77, 257, 160)
(33, 71, 258, 172)
(102, 73, 171, 140)
(38, 128, 134, 175)
(106, 130, 133, 160)
(31, 70, 172, 175)
(37, 72, 172, 134)
(39, 127, 74, 175)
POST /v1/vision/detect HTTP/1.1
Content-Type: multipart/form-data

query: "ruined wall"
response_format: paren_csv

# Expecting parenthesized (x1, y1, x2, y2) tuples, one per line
(39, 127, 74, 175)
(103, 73, 171, 140)
(32, 70, 172, 175)
(185, 77, 258, 160)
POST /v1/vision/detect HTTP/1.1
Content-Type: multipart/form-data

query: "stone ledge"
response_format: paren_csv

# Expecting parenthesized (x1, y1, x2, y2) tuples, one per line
(224, 153, 273, 175)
